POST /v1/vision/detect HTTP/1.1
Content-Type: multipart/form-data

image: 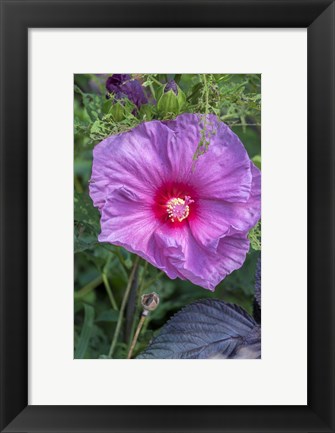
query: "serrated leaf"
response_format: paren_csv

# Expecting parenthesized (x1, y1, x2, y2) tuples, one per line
(248, 221, 261, 251)
(253, 256, 261, 324)
(138, 299, 260, 359)
(74, 303, 95, 359)
(255, 257, 261, 310)
(74, 119, 89, 136)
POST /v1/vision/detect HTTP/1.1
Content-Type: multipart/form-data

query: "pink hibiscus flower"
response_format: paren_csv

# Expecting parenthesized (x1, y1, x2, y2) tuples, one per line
(89, 113, 261, 290)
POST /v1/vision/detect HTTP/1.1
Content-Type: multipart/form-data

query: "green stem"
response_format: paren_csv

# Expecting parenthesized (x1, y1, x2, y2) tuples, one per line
(141, 313, 152, 335)
(127, 315, 146, 359)
(149, 83, 156, 100)
(149, 75, 163, 86)
(74, 275, 102, 299)
(203, 73, 209, 115)
(100, 244, 127, 271)
(108, 256, 140, 358)
(127, 260, 149, 350)
(102, 272, 118, 310)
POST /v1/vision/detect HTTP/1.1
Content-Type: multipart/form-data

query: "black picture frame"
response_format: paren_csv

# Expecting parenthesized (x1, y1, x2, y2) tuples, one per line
(1, 0, 334, 432)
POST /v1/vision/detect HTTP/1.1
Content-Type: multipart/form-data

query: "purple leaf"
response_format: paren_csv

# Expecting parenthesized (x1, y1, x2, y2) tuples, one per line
(137, 299, 260, 359)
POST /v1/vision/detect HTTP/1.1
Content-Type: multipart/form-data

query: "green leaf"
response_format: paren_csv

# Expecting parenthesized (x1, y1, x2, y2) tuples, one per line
(252, 155, 261, 170)
(74, 225, 97, 253)
(74, 192, 100, 253)
(96, 309, 119, 323)
(74, 192, 100, 232)
(74, 304, 95, 358)
(248, 221, 261, 251)
(139, 104, 154, 121)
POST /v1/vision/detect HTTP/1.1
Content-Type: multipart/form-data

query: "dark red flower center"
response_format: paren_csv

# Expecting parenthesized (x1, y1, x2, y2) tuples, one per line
(153, 182, 197, 225)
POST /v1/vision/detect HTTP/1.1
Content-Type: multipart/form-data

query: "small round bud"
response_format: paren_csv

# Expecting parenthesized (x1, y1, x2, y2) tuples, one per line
(141, 292, 160, 312)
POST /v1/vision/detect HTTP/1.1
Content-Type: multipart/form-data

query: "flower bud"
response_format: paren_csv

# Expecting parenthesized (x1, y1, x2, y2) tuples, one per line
(157, 81, 186, 115)
(108, 101, 126, 121)
(106, 74, 148, 109)
(164, 80, 178, 95)
(141, 292, 160, 312)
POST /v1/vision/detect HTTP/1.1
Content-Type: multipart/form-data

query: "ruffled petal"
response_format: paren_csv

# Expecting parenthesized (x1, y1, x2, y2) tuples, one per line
(98, 187, 179, 279)
(98, 187, 251, 290)
(89, 121, 176, 211)
(154, 224, 250, 290)
(189, 162, 261, 251)
(165, 114, 253, 202)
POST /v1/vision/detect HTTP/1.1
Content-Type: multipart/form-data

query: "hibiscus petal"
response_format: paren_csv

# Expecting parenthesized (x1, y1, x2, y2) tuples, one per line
(98, 187, 179, 279)
(189, 162, 261, 250)
(165, 113, 253, 202)
(155, 224, 250, 290)
(163, 113, 199, 181)
(89, 121, 176, 211)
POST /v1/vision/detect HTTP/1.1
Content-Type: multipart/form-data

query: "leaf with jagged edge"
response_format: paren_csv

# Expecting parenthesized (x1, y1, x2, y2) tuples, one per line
(137, 299, 260, 359)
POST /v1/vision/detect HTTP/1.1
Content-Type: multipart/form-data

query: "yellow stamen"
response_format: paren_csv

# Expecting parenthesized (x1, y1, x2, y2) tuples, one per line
(166, 196, 194, 222)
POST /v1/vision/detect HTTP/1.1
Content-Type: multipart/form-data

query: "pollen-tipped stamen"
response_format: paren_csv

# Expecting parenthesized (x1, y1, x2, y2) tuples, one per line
(166, 196, 194, 222)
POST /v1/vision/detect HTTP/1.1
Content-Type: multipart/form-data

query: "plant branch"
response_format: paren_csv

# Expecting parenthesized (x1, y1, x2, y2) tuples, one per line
(101, 272, 118, 310)
(108, 256, 140, 358)
(74, 275, 102, 299)
(127, 315, 146, 359)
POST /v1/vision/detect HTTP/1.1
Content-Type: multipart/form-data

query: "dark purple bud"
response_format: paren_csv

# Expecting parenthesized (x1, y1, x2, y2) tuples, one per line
(106, 74, 131, 90)
(164, 80, 178, 95)
(106, 74, 148, 109)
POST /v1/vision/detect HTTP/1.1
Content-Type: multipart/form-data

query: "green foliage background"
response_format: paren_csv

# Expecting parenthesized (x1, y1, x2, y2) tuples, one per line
(74, 73, 261, 359)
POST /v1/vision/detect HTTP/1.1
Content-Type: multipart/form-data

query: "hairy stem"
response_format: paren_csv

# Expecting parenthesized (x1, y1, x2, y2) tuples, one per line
(203, 73, 209, 115)
(108, 256, 140, 358)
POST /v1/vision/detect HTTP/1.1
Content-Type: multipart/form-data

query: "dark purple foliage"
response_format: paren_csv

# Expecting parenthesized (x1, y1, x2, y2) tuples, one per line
(137, 299, 261, 359)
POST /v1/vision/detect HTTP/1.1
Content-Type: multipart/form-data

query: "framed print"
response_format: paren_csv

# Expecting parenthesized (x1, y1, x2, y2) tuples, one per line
(0, 1, 334, 432)
(74, 72, 262, 361)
